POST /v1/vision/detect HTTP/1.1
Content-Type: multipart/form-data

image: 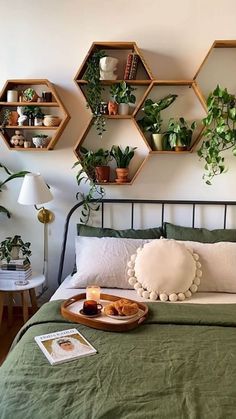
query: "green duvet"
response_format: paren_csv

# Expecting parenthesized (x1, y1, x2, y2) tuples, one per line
(1, 301, 236, 419)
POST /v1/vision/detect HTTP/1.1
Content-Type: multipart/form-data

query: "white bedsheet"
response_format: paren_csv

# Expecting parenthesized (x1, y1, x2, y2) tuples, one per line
(51, 274, 236, 304)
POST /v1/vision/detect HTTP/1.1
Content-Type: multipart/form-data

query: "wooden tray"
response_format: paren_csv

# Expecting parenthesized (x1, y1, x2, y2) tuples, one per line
(61, 293, 148, 332)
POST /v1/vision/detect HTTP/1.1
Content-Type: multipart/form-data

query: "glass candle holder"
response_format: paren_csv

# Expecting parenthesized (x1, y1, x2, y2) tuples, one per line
(86, 285, 101, 302)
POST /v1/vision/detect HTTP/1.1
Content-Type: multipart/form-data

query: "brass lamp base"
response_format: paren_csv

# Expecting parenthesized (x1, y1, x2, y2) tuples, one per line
(37, 208, 54, 224)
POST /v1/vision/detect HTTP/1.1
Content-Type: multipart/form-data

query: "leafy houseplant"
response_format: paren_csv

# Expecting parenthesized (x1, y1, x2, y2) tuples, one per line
(110, 81, 136, 115)
(0, 109, 11, 133)
(0, 164, 29, 218)
(84, 49, 107, 137)
(0, 235, 31, 263)
(111, 145, 137, 183)
(138, 94, 178, 151)
(164, 117, 197, 151)
(198, 85, 236, 184)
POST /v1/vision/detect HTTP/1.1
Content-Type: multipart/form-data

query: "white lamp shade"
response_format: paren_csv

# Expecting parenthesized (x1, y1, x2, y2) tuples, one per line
(18, 173, 53, 205)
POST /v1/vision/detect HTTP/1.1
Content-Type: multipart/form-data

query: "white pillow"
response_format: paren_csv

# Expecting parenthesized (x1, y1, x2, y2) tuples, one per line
(69, 236, 152, 289)
(127, 239, 201, 301)
(180, 240, 236, 293)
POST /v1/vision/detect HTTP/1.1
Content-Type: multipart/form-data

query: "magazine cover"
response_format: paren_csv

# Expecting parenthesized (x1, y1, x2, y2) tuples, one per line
(34, 328, 97, 365)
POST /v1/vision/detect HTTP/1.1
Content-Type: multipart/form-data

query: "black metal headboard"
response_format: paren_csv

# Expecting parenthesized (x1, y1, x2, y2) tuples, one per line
(57, 198, 236, 285)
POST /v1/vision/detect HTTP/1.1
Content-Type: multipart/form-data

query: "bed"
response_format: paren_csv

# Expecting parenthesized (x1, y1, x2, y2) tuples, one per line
(1, 199, 236, 419)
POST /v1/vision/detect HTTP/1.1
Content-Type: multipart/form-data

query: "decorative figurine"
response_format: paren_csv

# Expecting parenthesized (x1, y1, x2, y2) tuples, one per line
(17, 106, 27, 126)
(10, 130, 25, 147)
(108, 101, 118, 115)
(99, 57, 118, 80)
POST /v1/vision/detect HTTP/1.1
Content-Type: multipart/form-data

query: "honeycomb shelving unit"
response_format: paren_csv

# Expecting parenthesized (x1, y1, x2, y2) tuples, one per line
(0, 79, 70, 151)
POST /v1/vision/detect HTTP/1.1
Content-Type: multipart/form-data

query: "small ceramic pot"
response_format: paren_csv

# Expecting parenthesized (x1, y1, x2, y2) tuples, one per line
(7, 90, 18, 102)
(34, 117, 43, 126)
(43, 115, 61, 127)
(95, 166, 110, 183)
(24, 140, 32, 148)
(32, 136, 48, 148)
(8, 111, 19, 126)
(152, 133, 163, 151)
(115, 168, 129, 183)
(118, 103, 129, 115)
(108, 101, 118, 116)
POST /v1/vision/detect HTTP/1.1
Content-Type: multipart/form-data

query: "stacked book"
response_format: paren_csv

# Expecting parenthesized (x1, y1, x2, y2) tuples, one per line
(124, 53, 139, 80)
(0, 258, 32, 280)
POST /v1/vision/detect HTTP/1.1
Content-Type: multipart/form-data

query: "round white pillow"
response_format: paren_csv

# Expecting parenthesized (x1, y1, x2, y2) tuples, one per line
(127, 239, 201, 302)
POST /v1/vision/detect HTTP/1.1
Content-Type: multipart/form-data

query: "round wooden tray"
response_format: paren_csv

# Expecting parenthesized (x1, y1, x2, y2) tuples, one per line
(61, 293, 149, 332)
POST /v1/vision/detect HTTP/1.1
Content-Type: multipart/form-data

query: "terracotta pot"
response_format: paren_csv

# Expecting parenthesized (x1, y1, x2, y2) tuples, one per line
(8, 111, 19, 126)
(175, 145, 187, 152)
(115, 168, 129, 183)
(95, 166, 110, 183)
(108, 101, 118, 115)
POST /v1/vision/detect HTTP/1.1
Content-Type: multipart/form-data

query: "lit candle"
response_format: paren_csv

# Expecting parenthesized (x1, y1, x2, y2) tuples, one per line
(86, 285, 101, 302)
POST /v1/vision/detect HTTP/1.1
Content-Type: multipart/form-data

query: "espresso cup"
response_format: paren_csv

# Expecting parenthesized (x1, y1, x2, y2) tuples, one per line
(83, 300, 103, 315)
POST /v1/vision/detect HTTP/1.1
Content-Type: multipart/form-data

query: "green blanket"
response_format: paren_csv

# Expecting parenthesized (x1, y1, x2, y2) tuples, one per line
(1, 301, 236, 419)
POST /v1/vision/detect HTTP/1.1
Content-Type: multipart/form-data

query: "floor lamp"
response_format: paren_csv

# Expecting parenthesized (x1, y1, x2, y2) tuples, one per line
(18, 173, 54, 286)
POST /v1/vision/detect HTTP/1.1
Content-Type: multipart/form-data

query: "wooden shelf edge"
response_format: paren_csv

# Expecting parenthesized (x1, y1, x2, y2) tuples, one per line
(0, 102, 59, 107)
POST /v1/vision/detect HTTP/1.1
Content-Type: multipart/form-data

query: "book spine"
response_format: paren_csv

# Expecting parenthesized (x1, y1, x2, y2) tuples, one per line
(1, 264, 31, 270)
(1, 259, 28, 265)
(129, 54, 139, 80)
(124, 53, 133, 80)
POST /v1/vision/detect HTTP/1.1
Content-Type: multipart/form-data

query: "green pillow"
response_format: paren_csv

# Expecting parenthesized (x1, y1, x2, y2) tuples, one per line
(77, 224, 163, 239)
(164, 222, 236, 243)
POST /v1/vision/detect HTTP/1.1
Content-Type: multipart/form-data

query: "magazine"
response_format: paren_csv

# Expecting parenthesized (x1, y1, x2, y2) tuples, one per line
(34, 328, 97, 365)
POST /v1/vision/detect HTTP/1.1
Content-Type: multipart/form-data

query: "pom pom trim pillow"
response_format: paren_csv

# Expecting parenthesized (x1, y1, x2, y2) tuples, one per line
(127, 239, 201, 302)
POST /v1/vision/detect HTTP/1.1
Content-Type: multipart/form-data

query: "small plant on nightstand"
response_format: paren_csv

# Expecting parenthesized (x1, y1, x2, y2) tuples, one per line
(0, 235, 31, 263)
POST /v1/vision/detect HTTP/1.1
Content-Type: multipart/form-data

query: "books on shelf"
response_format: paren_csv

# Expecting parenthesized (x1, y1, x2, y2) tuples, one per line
(0, 258, 30, 271)
(123, 53, 139, 80)
(35, 329, 97, 365)
(0, 267, 32, 280)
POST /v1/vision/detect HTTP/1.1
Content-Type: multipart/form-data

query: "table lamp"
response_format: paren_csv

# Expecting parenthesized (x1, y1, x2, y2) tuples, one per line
(18, 173, 53, 223)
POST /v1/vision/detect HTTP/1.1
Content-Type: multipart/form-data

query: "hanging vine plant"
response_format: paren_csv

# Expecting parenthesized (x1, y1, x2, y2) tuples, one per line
(198, 85, 236, 184)
(84, 49, 107, 137)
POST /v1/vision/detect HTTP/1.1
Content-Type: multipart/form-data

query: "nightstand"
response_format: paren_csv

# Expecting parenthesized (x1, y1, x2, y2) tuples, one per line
(0, 272, 45, 327)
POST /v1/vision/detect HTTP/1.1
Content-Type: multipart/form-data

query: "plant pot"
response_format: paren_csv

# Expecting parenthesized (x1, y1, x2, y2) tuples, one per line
(32, 136, 49, 148)
(175, 145, 187, 152)
(95, 166, 110, 183)
(11, 245, 20, 260)
(115, 168, 129, 183)
(152, 133, 163, 151)
(118, 103, 129, 115)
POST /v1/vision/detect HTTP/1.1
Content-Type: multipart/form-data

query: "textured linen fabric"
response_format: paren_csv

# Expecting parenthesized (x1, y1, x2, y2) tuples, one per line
(1, 301, 236, 419)
(181, 240, 236, 293)
(71, 236, 151, 289)
(165, 222, 236, 242)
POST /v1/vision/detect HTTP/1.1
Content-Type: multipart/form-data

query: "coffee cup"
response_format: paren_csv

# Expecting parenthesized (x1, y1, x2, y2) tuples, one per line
(83, 300, 103, 315)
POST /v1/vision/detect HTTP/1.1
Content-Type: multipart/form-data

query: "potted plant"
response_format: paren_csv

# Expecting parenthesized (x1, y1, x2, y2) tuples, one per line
(0, 163, 29, 218)
(32, 134, 49, 148)
(110, 81, 136, 115)
(79, 147, 111, 183)
(84, 49, 107, 137)
(34, 107, 44, 126)
(111, 145, 137, 183)
(138, 94, 177, 151)
(198, 85, 236, 184)
(22, 88, 38, 102)
(0, 235, 31, 263)
(164, 117, 197, 151)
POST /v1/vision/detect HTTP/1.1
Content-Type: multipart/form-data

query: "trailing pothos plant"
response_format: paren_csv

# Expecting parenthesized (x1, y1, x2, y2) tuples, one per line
(73, 147, 106, 223)
(198, 85, 236, 184)
(0, 235, 31, 263)
(0, 163, 29, 218)
(84, 49, 107, 137)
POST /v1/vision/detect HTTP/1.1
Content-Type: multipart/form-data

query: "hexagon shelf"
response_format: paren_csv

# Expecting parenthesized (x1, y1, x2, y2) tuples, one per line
(134, 80, 207, 153)
(194, 40, 236, 101)
(73, 117, 151, 185)
(0, 79, 70, 151)
(74, 42, 154, 117)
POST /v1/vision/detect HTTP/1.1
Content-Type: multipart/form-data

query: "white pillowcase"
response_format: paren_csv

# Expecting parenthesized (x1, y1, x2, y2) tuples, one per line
(127, 239, 201, 302)
(69, 236, 152, 289)
(181, 240, 236, 293)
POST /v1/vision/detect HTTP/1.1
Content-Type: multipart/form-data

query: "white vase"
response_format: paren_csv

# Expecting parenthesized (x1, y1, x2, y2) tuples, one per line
(152, 133, 163, 151)
(7, 90, 18, 102)
(118, 103, 129, 115)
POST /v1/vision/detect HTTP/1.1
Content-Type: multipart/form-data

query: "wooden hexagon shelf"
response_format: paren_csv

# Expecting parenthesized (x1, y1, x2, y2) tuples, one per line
(194, 40, 236, 102)
(73, 116, 151, 185)
(134, 80, 207, 153)
(0, 79, 70, 151)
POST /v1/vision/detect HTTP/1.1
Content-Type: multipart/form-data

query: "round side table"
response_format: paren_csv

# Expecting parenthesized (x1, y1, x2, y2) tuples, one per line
(0, 272, 45, 327)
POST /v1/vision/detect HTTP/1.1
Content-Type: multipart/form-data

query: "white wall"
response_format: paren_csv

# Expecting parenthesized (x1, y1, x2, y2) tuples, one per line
(1, 0, 236, 292)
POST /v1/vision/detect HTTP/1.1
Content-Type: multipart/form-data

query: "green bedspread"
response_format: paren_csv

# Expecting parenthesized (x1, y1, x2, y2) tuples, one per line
(1, 301, 236, 419)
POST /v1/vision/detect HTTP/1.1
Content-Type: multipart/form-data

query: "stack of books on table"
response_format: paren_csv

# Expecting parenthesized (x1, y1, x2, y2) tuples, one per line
(0, 259, 32, 281)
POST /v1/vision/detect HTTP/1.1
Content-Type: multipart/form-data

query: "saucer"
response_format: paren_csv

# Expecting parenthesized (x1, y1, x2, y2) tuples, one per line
(79, 309, 102, 318)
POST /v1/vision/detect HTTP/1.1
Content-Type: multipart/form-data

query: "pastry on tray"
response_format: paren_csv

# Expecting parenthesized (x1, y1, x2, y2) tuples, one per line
(104, 299, 139, 317)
